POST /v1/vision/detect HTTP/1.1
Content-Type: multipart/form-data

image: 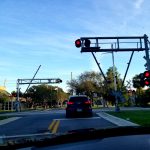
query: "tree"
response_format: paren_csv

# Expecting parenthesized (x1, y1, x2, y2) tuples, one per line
(132, 74, 144, 97)
(26, 84, 68, 108)
(11, 90, 23, 97)
(0, 90, 10, 103)
(102, 67, 127, 106)
(56, 87, 69, 106)
(67, 71, 104, 99)
(105, 66, 122, 91)
(132, 74, 150, 106)
(67, 69, 125, 106)
(132, 74, 142, 89)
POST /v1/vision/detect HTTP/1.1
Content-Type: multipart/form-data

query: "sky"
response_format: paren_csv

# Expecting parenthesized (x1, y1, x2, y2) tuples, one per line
(0, 0, 149, 93)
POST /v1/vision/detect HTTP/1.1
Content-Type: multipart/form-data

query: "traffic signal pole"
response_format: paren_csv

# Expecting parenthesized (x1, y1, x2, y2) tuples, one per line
(91, 52, 107, 83)
(75, 34, 150, 112)
(16, 78, 62, 112)
(144, 34, 150, 70)
(121, 51, 134, 89)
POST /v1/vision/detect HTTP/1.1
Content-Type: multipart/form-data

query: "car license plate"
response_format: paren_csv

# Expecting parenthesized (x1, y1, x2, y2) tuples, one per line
(77, 109, 82, 112)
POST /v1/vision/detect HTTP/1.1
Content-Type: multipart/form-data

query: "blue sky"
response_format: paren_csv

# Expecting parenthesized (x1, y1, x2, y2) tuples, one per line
(0, 0, 149, 93)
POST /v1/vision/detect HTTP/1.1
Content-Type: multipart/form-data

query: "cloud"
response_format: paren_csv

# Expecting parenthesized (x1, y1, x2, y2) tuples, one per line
(134, 0, 144, 9)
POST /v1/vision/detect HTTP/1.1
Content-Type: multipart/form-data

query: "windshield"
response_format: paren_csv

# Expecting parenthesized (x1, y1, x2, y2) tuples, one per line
(0, 0, 150, 148)
(69, 96, 89, 102)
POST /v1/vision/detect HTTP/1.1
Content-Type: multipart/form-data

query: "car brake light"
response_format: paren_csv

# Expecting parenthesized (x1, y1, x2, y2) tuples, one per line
(84, 100, 91, 104)
(67, 101, 74, 105)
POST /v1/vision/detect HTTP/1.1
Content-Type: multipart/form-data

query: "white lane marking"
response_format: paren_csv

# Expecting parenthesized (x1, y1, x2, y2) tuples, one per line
(54, 117, 101, 121)
(0, 117, 22, 126)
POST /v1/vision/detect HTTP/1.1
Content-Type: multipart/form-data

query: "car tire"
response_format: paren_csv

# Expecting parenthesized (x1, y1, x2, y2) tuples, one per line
(66, 111, 70, 118)
(88, 112, 93, 117)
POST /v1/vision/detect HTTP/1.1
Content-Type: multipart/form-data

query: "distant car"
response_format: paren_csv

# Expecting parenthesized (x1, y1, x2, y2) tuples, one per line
(66, 95, 93, 118)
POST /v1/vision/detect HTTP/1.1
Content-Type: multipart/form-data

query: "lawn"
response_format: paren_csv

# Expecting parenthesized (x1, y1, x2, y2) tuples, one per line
(0, 116, 11, 120)
(107, 110, 150, 127)
(0, 110, 14, 113)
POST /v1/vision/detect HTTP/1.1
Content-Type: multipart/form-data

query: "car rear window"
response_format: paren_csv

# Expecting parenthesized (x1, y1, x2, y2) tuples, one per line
(69, 97, 88, 102)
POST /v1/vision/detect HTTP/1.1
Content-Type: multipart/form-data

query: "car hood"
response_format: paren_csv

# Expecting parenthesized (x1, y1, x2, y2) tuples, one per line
(0, 126, 150, 149)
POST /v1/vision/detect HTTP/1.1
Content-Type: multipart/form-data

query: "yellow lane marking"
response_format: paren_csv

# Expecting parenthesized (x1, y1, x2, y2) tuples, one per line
(48, 120, 56, 131)
(51, 120, 60, 134)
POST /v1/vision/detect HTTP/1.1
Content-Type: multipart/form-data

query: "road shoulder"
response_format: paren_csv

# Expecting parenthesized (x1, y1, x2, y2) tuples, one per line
(0, 117, 22, 126)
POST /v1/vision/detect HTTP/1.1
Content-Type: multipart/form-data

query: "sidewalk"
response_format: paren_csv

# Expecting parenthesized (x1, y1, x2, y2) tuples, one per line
(95, 106, 150, 127)
(94, 106, 150, 112)
(97, 112, 139, 126)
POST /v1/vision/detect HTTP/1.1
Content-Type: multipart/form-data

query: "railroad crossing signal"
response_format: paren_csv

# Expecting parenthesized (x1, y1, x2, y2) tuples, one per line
(135, 71, 150, 87)
(75, 39, 91, 48)
(75, 39, 81, 48)
(143, 70, 150, 86)
(84, 39, 91, 47)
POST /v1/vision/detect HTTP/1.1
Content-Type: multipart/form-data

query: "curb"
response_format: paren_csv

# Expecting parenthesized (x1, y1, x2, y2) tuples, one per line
(97, 112, 139, 127)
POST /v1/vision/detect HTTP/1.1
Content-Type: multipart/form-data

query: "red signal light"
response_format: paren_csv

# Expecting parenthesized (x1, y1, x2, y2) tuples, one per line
(144, 79, 150, 86)
(144, 71, 150, 78)
(75, 39, 81, 48)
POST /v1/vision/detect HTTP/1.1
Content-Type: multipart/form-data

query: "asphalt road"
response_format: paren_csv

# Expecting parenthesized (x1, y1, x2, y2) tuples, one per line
(0, 110, 116, 136)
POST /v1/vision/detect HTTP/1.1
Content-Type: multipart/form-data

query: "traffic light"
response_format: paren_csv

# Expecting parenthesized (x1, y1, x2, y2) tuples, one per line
(75, 38, 100, 52)
(75, 39, 81, 48)
(84, 39, 91, 47)
(143, 70, 150, 86)
(75, 39, 91, 48)
(56, 79, 62, 83)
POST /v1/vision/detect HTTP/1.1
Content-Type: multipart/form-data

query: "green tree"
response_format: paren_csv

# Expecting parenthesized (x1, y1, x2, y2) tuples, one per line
(132, 74, 150, 106)
(105, 66, 122, 91)
(103, 67, 126, 105)
(132, 74, 144, 97)
(11, 90, 23, 97)
(26, 85, 68, 108)
(0, 90, 10, 103)
(67, 69, 125, 106)
(67, 71, 103, 98)
(132, 74, 142, 89)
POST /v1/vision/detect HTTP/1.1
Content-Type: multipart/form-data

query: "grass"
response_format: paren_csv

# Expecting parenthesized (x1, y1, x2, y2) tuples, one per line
(0, 110, 15, 113)
(107, 110, 150, 127)
(0, 116, 11, 120)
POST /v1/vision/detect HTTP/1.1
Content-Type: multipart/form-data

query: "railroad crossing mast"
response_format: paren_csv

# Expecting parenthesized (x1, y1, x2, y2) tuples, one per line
(75, 34, 150, 112)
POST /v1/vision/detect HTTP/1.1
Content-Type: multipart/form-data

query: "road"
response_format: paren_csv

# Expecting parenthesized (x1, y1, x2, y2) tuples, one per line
(0, 109, 117, 136)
